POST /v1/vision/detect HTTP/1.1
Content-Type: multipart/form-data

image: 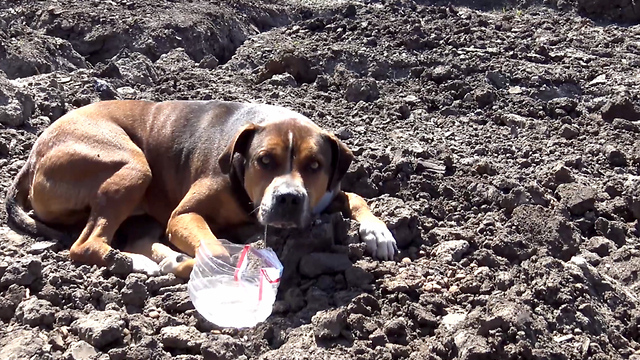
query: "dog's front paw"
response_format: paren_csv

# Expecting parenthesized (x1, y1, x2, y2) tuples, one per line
(128, 253, 161, 276)
(359, 219, 397, 261)
(159, 254, 194, 275)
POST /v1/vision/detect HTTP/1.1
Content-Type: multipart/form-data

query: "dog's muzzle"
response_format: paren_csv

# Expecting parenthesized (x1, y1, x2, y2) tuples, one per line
(259, 177, 309, 228)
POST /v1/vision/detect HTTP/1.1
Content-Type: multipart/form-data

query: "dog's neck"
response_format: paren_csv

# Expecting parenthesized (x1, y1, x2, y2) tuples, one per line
(229, 156, 256, 218)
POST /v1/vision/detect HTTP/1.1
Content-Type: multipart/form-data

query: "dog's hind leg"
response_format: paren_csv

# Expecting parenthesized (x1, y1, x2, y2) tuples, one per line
(30, 127, 156, 274)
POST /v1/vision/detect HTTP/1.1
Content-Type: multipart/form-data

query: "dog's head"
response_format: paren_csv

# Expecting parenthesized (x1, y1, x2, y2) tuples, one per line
(219, 114, 352, 228)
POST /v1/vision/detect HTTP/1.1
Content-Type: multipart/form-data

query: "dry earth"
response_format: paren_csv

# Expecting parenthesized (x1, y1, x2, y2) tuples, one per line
(1, 0, 640, 359)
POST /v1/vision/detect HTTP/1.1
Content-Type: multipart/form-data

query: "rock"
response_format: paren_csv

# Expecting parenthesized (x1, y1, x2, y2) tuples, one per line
(312, 308, 348, 339)
(104, 250, 134, 276)
(0, 76, 34, 127)
(345, 78, 379, 102)
(0, 284, 26, 320)
(551, 164, 575, 184)
(492, 205, 579, 261)
(145, 273, 181, 293)
(199, 55, 219, 69)
(200, 335, 245, 360)
(0, 34, 87, 79)
(121, 273, 149, 307)
(344, 265, 374, 289)
(0, 257, 42, 287)
(430, 65, 454, 83)
(486, 71, 508, 89)
(584, 236, 616, 257)
(434, 240, 469, 263)
(612, 118, 639, 132)
(109, 51, 158, 85)
(0, 329, 46, 360)
(15, 297, 56, 327)
(366, 329, 386, 348)
(347, 293, 380, 316)
(155, 48, 197, 73)
(29, 239, 60, 254)
(267, 73, 297, 87)
(71, 310, 126, 348)
(594, 217, 626, 246)
(66, 340, 98, 360)
(454, 331, 492, 360)
(160, 290, 194, 312)
(336, 127, 353, 140)
(560, 124, 580, 139)
(369, 196, 420, 248)
(600, 97, 640, 122)
(555, 183, 597, 215)
(298, 253, 352, 278)
(383, 318, 409, 344)
(160, 325, 205, 351)
(604, 145, 627, 167)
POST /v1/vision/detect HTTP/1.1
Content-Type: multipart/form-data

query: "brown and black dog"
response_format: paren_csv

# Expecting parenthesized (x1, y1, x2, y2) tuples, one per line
(4, 100, 397, 278)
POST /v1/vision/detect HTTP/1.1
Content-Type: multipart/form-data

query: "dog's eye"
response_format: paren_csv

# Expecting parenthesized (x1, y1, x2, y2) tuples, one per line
(308, 160, 321, 172)
(257, 155, 272, 168)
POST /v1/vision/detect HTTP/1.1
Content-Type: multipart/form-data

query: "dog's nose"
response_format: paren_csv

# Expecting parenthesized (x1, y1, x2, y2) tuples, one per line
(275, 192, 304, 209)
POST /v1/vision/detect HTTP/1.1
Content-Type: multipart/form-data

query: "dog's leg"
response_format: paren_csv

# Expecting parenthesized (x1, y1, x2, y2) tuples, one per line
(162, 180, 230, 279)
(67, 161, 158, 274)
(30, 134, 157, 274)
(331, 191, 397, 260)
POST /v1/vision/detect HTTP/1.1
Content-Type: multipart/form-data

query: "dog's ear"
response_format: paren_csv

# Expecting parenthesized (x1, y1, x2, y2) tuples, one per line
(324, 131, 354, 191)
(219, 123, 260, 174)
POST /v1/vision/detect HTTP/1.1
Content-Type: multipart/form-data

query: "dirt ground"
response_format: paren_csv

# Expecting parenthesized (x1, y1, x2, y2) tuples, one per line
(1, 0, 640, 359)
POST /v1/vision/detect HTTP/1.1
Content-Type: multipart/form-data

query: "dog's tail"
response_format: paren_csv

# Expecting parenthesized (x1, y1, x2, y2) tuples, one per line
(5, 160, 69, 241)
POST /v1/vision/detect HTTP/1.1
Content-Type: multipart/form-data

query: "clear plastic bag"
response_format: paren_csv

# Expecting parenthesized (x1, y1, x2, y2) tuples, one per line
(188, 239, 283, 328)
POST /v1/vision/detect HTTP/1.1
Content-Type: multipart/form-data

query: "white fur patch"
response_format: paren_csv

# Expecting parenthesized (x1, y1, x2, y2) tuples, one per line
(129, 253, 161, 276)
(159, 252, 193, 275)
(359, 220, 397, 261)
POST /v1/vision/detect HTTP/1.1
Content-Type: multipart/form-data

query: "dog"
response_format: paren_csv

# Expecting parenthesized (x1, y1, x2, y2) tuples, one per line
(4, 100, 397, 278)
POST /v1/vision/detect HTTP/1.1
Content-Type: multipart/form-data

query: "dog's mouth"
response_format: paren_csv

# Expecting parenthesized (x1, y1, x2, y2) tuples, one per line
(257, 204, 309, 229)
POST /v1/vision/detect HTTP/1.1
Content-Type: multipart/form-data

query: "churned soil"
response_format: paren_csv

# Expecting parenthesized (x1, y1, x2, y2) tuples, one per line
(1, 0, 640, 359)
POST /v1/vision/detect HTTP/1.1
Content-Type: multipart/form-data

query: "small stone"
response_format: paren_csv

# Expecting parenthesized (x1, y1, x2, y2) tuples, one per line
(433, 240, 469, 263)
(551, 164, 575, 184)
(605, 145, 627, 167)
(584, 236, 616, 257)
(601, 97, 640, 122)
(401, 257, 411, 264)
(148, 311, 159, 318)
(29, 240, 60, 254)
(383, 318, 408, 343)
(0, 257, 42, 287)
(555, 183, 596, 215)
(71, 310, 126, 348)
(423, 281, 443, 293)
(345, 78, 379, 102)
(312, 308, 348, 339)
(160, 325, 204, 351)
(198, 55, 219, 69)
(121, 273, 148, 307)
(299, 253, 352, 278)
(267, 73, 297, 87)
(594, 217, 626, 246)
(560, 124, 579, 139)
(486, 71, 507, 88)
(66, 340, 98, 360)
(344, 266, 374, 289)
(369, 329, 388, 347)
(612, 118, 639, 132)
(15, 297, 55, 327)
(347, 293, 380, 316)
(336, 127, 353, 140)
